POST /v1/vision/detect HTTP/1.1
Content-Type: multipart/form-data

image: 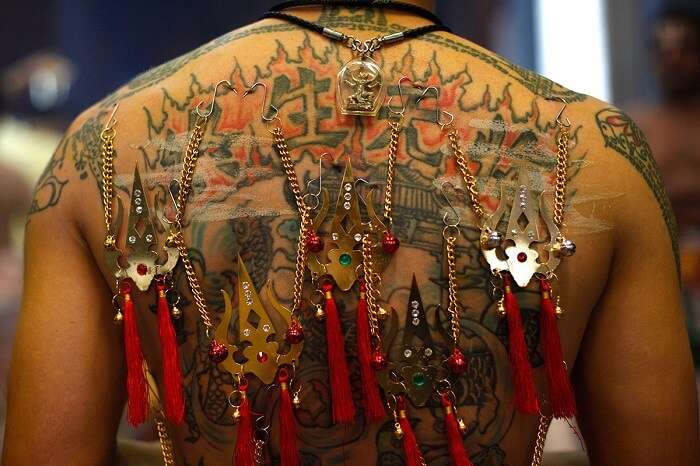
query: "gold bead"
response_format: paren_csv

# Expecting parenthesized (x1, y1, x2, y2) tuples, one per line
(314, 305, 326, 322)
(377, 306, 389, 321)
(232, 407, 241, 423)
(457, 417, 467, 435)
(113, 311, 123, 325)
(171, 306, 182, 319)
(393, 422, 404, 439)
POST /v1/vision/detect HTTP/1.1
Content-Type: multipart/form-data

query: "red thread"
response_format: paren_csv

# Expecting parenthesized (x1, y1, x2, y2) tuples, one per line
(356, 279, 385, 422)
(234, 380, 255, 466)
(156, 279, 184, 423)
(321, 280, 356, 423)
(503, 273, 539, 414)
(440, 393, 474, 466)
(121, 279, 148, 427)
(277, 369, 301, 466)
(397, 395, 424, 466)
(539, 278, 576, 418)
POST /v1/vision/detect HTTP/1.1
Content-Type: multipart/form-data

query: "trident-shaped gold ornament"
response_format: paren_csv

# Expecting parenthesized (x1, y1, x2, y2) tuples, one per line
(217, 255, 303, 384)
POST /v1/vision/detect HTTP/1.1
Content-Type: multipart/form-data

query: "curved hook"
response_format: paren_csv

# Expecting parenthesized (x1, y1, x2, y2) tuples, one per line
(438, 110, 455, 131)
(553, 97, 571, 128)
(386, 75, 415, 117)
(195, 80, 238, 118)
(242, 82, 279, 122)
(161, 179, 181, 225)
(440, 181, 461, 228)
(304, 152, 334, 210)
(416, 85, 441, 124)
(100, 103, 119, 136)
(354, 177, 384, 212)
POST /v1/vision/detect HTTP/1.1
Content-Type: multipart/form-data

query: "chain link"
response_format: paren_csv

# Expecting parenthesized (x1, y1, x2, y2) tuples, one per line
(271, 125, 311, 316)
(100, 128, 116, 236)
(346, 36, 382, 55)
(446, 129, 486, 224)
(531, 413, 552, 466)
(444, 233, 461, 346)
(383, 120, 401, 226)
(155, 415, 176, 466)
(553, 123, 569, 229)
(361, 232, 382, 342)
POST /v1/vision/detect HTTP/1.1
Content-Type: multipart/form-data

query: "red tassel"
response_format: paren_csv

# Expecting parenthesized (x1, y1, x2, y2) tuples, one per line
(277, 369, 301, 466)
(503, 273, 539, 415)
(356, 279, 385, 422)
(321, 280, 356, 424)
(156, 278, 184, 423)
(234, 380, 256, 466)
(120, 278, 148, 427)
(440, 393, 474, 466)
(397, 395, 424, 466)
(539, 278, 577, 418)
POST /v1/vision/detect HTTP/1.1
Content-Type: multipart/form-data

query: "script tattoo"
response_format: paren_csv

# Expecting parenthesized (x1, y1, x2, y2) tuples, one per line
(595, 108, 679, 268)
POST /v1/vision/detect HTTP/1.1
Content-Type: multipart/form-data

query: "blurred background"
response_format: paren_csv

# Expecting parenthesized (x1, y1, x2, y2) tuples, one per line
(1, 0, 699, 464)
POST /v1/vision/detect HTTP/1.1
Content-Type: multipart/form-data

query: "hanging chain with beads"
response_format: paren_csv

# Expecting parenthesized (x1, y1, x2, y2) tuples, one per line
(100, 107, 118, 251)
(383, 118, 400, 227)
(271, 124, 312, 319)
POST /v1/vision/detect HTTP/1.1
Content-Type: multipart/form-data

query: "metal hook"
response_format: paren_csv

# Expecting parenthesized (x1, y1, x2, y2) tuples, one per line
(553, 97, 571, 128)
(386, 75, 415, 117)
(101, 103, 119, 135)
(354, 177, 383, 211)
(195, 80, 238, 118)
(304, 152, 334, 201)
(161, 179, 181, 225)
(416, 85, 441, 124)
(242, 82, 279, 122)
(440, 182, 461, 228)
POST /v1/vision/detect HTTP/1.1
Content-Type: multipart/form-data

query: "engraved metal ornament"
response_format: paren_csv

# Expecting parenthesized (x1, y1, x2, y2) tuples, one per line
(104, 166, 179, 291)
(480, 170, 561, 287)
(306, 160, 389, 290)
(216, 254, 303, 385)
(337, 56, 385, 117)
(377, 275, 441, 406)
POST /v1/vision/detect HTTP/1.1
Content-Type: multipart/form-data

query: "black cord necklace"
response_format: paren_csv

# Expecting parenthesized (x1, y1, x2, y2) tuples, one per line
(263, 1, 451, 117)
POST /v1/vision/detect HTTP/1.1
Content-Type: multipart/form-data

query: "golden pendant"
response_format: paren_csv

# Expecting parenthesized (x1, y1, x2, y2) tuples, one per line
(216, 254, 303, 385)
(336, 55, 385, 117)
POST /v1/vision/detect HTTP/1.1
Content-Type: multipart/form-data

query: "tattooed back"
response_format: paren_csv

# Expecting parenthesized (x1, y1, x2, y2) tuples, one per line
(8, 6, 699, 466)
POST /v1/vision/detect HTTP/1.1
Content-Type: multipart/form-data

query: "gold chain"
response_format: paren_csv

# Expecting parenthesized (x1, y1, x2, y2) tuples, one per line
(99, 121, 118, 251)
(531, 413, 552, 466)
(552, 123, 570, 229)
(446, 129, 486, 224)
(361, 233, 382, 341)
(383, 120, 401, 225)
(271, 125, 311, 316)
(444, 232, 461, 346)
(155, 415, 176, 466)
(167, 114, 214, 332)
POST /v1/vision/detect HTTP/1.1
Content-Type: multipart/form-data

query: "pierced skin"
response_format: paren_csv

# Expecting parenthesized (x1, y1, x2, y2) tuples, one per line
(4, 6, 699, 466)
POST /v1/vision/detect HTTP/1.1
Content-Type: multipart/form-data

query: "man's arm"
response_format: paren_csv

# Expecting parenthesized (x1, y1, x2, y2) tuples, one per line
(2, 117, 126, 466)
(574, 110, 700, 465)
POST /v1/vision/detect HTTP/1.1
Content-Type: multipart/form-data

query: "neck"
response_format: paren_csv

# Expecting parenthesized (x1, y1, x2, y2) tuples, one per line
(394, 0, 434, 9)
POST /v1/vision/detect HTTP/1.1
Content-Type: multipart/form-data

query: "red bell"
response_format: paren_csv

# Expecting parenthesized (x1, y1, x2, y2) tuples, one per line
(447, 348, 468, 375)
(306, 232, 324, 253)
(208, 340, 229, 363)
(370, 348, 388, 370)
(285, 321, 305, 344)
(382, 231, 400, 254)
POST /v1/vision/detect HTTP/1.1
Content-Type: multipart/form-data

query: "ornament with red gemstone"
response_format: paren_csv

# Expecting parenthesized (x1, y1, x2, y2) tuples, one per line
(208, 340, 229, 363)
(382, 231, 400, 254)
(306, 231, 324, 253)
(370, 347, 388, 370)
(285, 320, 305, 344)
(447, 348, 468, 375)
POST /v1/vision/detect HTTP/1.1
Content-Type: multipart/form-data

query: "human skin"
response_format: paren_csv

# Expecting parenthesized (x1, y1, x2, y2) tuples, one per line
(3, 4, 699, 466)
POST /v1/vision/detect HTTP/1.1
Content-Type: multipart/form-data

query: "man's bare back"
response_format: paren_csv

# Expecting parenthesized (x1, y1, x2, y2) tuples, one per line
(3, 3, 699, 466)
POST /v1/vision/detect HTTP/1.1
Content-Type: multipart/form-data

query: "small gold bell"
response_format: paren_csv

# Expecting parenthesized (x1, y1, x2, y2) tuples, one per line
(497, 298, 506, 317)
(171, 306, 182, 319)
(232, 406, 241, 423)
(457, 417, 468, 435)
(292, 391, 301, 409)
(393, 422, 404, 439)
(555, 297, 564, 318)
(113, 311, 124, 325)
(377, 306, 389, 321)
(314, 305, 326, 322)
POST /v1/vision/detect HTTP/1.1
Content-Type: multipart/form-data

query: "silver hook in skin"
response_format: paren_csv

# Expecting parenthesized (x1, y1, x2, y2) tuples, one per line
(386, 75, 415, 117)
(242, 81, 279, 122)
(553, 97, 571, 128)
(101, 103, 119, 135)
(303, 152, 334, 210)
(416, 86, 455, 129)
(440, 182, 461, 228)
(195, 80, 238, 118)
